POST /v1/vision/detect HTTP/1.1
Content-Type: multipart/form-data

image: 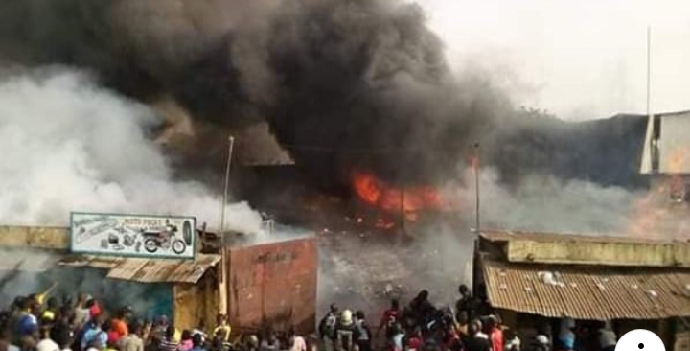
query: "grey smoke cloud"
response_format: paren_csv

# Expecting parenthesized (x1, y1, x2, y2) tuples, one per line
(451, 168, 645, 233)
(0, 68, 263, 234)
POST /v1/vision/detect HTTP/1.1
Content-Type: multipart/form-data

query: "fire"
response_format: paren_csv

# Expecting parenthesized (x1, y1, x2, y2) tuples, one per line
(351, 170, 449, 219)
(668, 149, 685, 201)
(628, 148, 690, 240)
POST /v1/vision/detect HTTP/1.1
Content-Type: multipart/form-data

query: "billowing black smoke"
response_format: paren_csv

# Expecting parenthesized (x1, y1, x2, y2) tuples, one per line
(0, 0, 647, 191)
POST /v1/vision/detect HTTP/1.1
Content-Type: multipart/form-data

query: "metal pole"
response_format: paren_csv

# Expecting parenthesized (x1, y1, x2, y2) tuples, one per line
(474, 143, 480, 233)
(219, 136, 235, 283)
(647, 25, 652, 120)
(646, 26, 658, 173)
(400, 185, 405, 235)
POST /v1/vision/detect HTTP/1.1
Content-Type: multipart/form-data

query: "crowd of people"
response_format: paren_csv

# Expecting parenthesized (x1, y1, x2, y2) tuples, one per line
(0, 291, 306, 351)
(317, 285, 620, 351)
(0, 285, 621, 351)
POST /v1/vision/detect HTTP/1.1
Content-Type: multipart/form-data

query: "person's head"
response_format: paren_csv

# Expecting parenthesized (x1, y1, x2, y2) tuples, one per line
(118, 306, 133, 320)
(261, 328, 275, 344)
(423, 340, 439, 351)
(458, 311, 469, 325)
(486, 315, 497, 330)
(13, 296, 25, 311)
(538, 321, 551, 336)
(181, 330, 192, 341)
(355, 311, 365, 321)
(77, 293, 87, 305)
(54, 328, 75, 350)
(157, 315, 169, 327)
(131, 322, 143, 337)
(340, 310, 353, 326)
(458, 285, 469, 297)
(602, 320, 612, 330)
(61, 295, 73, 308)
(469, 319, 482, 336)
(246, 335, 259, 349)
(216, 314, 226, 326)
(329, 304, 338, 314)
(391, 299, 400, 310)
(192, 334, 203, 348)
(22, 296, 35, 312)
(391, 323, 403, 336)
(417, 290, 429, 301)
(85, 299, 96, 309)
(47, 297, 59, 310)
(165, 325, 175, 339)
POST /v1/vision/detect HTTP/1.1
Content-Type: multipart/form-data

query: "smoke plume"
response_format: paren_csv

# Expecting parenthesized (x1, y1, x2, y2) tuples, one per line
(0, 0, 518, 187)
(0, 68, 262, 233)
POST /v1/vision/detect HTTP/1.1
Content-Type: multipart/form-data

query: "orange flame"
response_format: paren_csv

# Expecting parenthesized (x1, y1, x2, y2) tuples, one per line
(628, 148, 689, 240)
(351, 170, 449, 218)
(669, 150, 685, 200)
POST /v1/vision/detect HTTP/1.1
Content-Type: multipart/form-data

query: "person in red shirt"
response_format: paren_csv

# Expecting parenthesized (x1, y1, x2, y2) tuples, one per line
(86, 299, 102, 320)
(487, 315, 503, 351)
(378, 299, 402, 339)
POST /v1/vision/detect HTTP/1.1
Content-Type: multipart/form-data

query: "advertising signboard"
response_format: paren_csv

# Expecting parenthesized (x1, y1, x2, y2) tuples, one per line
(70, 212, 196, 259)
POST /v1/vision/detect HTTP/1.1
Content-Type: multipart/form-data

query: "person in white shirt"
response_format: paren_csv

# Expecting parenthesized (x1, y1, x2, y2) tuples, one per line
(36, 322, 60, 351)
(288, 328, 307, 351)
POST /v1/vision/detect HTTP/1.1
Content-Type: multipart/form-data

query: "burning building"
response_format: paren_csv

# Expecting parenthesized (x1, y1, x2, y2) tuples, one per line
(640, 109, 690, 201)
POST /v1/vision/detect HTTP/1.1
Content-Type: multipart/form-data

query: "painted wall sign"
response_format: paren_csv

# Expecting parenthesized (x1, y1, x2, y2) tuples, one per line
(70, 212, 196, 259)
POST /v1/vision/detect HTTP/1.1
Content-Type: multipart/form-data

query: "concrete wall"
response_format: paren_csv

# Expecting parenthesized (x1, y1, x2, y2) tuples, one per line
(504, 239, 690, 267)
(0, 225, 69, 249)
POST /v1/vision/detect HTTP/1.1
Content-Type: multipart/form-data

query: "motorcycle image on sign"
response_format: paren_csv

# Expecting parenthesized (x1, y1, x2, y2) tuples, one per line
(141, 220, 188, 255)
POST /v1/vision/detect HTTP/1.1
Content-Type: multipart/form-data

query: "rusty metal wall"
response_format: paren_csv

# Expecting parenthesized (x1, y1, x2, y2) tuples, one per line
(226, 238, 317, 334)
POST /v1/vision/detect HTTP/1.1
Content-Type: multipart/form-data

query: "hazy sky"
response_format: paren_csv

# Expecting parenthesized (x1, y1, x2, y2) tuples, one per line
(418, 0, 690, 120)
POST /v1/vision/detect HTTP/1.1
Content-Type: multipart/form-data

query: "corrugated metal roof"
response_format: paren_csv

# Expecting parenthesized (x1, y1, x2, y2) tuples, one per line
(480, 229, 669, 244)
(59, 254, 220, 284)
(482, 259, 690, 320)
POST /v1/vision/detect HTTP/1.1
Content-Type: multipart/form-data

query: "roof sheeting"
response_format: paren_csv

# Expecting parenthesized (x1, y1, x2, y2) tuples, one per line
(59, 254, 220, 284)
(482, 259, 690, 320)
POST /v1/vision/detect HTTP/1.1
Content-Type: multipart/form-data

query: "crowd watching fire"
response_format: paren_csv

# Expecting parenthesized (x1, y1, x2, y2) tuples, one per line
(0, 280, 626, 351)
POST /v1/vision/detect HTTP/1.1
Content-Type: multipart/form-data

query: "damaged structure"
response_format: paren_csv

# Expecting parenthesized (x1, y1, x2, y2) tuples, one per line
(474, 229, 690, 349)
(640, 109, 690, 200)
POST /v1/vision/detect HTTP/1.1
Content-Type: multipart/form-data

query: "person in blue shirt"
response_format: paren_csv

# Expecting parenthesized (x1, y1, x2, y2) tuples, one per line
(15, 298, 38, 341)
(81, 315, 107, 351)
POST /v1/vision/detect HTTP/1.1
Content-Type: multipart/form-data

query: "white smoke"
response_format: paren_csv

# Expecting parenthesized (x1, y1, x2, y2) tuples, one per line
(0, 67, 263, 233)
(450, 168, 645, 234)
